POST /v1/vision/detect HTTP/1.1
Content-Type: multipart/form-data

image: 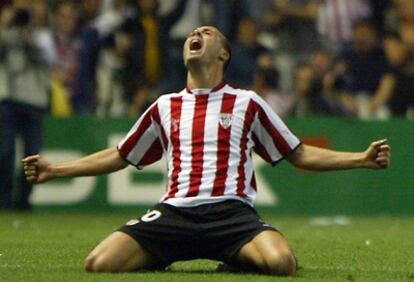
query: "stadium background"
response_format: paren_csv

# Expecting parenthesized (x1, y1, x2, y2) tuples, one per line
(1, 0, 412, 213)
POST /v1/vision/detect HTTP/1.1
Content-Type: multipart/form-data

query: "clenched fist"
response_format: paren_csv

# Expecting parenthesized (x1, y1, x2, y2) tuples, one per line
(363, 139, 391, 169)
(22, 155, 52, 184)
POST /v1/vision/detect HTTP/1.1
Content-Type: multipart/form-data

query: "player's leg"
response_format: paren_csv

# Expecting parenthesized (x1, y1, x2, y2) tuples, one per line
(234, 230, 296, 276)
(85, 231, 157, 272)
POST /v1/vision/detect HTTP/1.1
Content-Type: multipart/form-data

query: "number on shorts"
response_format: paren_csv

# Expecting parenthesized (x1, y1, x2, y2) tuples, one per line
(141, 210, 162, 222)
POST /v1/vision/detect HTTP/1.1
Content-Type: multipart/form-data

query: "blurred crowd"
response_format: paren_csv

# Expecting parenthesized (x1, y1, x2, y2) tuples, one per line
(1, 0, 414, 120)
(2, 0, 414, 210)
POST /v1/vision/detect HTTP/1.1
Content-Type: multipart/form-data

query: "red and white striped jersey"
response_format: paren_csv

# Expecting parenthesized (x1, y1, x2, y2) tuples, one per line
(118, 82, 301, 207)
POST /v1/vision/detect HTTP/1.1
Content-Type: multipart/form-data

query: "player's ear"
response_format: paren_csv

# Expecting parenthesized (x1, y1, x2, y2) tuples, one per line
(218, 48, 230, 63)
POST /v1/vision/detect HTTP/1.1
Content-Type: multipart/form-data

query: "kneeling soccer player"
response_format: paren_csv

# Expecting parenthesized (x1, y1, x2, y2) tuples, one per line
(23, 26, 391, 276)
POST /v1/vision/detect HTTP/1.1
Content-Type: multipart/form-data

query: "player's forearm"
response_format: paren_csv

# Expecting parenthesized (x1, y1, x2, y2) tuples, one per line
(49, 148, 127, 178)
(288, 144, 366, 171)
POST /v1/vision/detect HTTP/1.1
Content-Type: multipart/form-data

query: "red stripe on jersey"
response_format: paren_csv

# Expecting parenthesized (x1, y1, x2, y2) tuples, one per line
(137, 139, 163, 167)
(251, 172, 257, 191)
(252, 133, 273, 163)
(186, 95, 209, 197)
(164, 97, 183, 200)
(119, 104, 155, 158)
(211, 93, 237, 196)
(152, 104, 168, 149)
(257, 103, 292, 156)
(236, 100, 256, 197)
(211, 81, 226, 92)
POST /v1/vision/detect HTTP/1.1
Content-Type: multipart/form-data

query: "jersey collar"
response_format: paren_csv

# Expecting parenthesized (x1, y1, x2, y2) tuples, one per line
(186, 81, 226, 95)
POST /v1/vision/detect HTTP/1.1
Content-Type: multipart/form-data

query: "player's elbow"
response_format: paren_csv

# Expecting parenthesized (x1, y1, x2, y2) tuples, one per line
(286, 144, 307, 169)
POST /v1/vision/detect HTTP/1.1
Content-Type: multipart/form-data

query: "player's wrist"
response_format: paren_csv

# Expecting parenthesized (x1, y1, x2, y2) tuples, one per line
(47, 163, 59, 179)
(356, 152, 369, 168)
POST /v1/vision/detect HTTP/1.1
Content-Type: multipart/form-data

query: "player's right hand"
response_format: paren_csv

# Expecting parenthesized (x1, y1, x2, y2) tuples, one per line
(22, 155, 52, 184)
(363, 139, 391, 169)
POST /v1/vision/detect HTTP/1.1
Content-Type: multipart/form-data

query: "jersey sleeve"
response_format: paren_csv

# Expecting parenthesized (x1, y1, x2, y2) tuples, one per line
(117, 102, 164, 169)
(251, 94, 301, 165)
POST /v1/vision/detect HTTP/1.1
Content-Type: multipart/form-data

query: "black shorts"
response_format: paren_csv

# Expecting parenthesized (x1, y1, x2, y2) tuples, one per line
(118, 200, 277, 266)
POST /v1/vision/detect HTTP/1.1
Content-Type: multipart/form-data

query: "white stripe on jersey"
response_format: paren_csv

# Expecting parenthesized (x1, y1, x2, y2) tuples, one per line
(223, 94, 250, 197)
(174, 95, 196, 199)
(127, 124, 158, 165)
(253, 93, 299, 158)
(157, 96, 173, 188)
(117, 104, 160, 167)
(196, 93, 221, 198)
(118, 83, 301, 207)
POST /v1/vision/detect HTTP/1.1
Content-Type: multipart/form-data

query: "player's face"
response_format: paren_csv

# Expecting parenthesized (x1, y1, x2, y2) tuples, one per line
(183, 26, 226, 68)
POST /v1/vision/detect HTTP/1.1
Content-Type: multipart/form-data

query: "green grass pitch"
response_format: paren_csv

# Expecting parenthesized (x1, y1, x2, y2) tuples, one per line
(0, 210, 413, 282)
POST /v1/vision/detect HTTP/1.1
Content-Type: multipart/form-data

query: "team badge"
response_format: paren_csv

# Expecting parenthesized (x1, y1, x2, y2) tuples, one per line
(219, 113, 233, 129)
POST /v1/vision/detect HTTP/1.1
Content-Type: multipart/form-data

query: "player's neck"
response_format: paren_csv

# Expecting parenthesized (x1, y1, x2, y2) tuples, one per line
(186, 64, 224, 90)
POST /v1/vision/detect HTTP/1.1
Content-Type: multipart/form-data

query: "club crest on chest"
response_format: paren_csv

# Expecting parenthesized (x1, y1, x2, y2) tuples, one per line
(219, 113, 233, 129)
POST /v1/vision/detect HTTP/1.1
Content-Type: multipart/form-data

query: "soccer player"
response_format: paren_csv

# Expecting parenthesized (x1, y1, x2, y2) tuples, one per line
(22, 26, 391, 276)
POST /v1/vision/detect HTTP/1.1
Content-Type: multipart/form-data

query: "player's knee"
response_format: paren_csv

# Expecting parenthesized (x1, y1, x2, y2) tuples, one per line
(85, 255, 102, 272)
(85, 254, 117, 273)
(263, 251, 296, 276)
(85, 255, 96, 272)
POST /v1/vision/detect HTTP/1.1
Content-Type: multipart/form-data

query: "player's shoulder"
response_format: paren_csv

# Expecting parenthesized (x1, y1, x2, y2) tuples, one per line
(224, 84, 265, 104)
(224, 84, 258, 99)
(158, 90, 185, 100)
(226, 84, 280, 118)
(153, 89, 187, 105)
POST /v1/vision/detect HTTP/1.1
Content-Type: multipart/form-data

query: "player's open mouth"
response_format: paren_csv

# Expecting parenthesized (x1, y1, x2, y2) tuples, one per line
(190, 39, 202, 53)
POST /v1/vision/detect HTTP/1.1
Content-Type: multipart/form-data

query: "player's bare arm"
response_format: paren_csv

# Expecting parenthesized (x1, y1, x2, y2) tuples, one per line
(22, 148, 127, 184)
(287, 139, 391, 171)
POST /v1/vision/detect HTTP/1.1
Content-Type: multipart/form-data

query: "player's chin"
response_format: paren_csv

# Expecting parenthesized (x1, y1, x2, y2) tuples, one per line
(186, 53, 202, 62)
(184, 56, 203, 68)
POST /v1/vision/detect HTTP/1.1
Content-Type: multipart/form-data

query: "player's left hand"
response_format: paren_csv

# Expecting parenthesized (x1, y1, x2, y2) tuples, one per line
(363, 139, 391, 169)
